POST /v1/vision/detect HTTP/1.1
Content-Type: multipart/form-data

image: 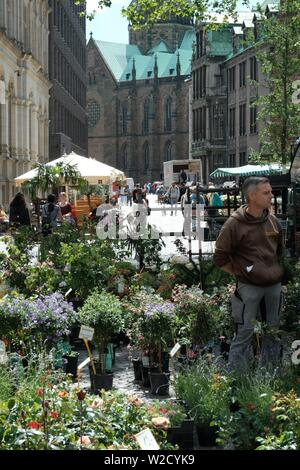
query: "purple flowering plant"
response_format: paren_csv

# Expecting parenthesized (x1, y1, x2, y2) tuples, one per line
(0, 292, 77, 345)
(124, 289, 176, 371)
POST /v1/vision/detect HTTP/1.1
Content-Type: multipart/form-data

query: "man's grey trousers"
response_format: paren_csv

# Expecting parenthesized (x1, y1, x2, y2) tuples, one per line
(229, 281, 282, 371)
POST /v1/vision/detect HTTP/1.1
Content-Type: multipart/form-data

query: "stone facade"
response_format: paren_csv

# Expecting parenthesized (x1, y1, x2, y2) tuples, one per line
(191, 13, 266, 183)
(87, 20, 194, 184)
(0, 0, 51, 207)
(48, 0, 87, 161)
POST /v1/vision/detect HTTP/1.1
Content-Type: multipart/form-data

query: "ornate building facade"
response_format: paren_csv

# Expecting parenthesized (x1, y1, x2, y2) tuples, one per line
(191, 2, 279, 183)
(87, 16, 195, 183)
(48, 0, 87, 160)
(0, 0, 51, 206)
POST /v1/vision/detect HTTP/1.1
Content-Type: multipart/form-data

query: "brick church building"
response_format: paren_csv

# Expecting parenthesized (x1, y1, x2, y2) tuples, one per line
(87, 12, 195, 184)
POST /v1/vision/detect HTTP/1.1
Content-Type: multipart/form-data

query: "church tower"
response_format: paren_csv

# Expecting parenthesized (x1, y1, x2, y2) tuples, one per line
(128, 1, 194, 53)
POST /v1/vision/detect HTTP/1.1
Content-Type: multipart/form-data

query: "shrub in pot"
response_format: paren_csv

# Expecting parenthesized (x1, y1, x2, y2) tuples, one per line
(174, 359, 232, 446)
(78, 290, 124, 390)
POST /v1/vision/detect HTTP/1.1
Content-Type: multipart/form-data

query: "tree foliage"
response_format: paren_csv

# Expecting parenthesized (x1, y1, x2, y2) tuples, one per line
(250, 1, 300, 167)
(79, 0, 250, 25)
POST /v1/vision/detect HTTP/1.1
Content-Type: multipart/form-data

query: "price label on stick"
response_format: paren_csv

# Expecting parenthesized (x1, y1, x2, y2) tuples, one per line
(79, 325, 94, 342)
(135, 428, 160, 450)
(78, 357, 91, 371)
(169, 342, 181, 357)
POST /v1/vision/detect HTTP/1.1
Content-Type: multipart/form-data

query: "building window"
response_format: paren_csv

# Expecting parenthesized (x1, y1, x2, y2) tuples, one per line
(239, 152, 247, 165)
(198, 66, 206, 98)
(196, 30, 206, 58)
(213, 103, 224, 139)
(143, 142, 149, 169)
(143, 99, 149, 134)
(87, 100, 100, 127)
(228, 66, 236, 92)
(250, 57, 257, 81)
(239, 103, 246, 136)
(193, 107, 206, 141)
(122, 144, 128, 169)
(250, 103, 257, 134)
(122, 103, 128, 135)
(239, 61, 246, 87)
(229, 107, 235, 138)
(229, 154, 235, 167)
(164, 141, 172, 162)
(164, 97, 172, 132)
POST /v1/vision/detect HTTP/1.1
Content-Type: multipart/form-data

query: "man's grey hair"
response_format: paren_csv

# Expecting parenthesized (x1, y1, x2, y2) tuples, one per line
(242, 177, 270, 202)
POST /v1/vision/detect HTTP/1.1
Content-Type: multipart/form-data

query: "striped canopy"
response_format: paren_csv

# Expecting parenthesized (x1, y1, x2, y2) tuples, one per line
(210, 164, 282, 179)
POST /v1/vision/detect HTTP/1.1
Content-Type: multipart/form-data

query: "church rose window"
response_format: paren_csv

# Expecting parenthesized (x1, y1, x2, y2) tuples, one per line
(87, 100, 100, 127)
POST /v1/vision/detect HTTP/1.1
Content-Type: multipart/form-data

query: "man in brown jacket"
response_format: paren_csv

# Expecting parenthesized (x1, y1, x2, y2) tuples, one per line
(214, 177, 284, 371)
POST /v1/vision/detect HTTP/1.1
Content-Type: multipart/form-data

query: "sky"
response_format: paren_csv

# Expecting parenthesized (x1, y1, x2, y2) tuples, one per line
(86, 0, 258, 45)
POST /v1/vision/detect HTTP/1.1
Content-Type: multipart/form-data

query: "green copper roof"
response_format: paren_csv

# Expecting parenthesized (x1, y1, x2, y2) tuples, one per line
(94, 40, 142, 80)
(148, 41, 170, 54)
(92, 30, 195, 83)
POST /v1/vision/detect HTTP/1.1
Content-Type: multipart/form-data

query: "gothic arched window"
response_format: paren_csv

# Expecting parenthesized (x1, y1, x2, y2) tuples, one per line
(122, 102, 128, 135)
(164, 97, 172, 132)
(143, 99, 149, 134)
(122, 144, 128, 169)
(143, 142, 149, 170)
(164, 141, 172, 162)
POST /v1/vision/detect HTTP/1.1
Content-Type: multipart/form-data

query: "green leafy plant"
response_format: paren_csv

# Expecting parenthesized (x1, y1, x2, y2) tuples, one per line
(77, 290, 124, 373)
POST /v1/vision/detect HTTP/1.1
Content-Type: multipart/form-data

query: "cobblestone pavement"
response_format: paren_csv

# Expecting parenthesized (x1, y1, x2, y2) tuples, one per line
(76, 344, 176, 402)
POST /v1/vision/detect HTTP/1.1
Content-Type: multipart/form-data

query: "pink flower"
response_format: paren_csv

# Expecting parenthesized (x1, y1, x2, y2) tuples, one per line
(91, 398, 104, 409)
(50, 411, 59, 419)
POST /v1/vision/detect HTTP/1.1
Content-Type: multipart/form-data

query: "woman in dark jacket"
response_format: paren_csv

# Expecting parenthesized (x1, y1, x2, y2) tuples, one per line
(9, 192, 31, 227)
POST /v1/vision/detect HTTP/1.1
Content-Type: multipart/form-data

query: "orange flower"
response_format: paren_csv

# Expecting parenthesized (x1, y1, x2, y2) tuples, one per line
(77, 436, 91, 446)
(36, 388, 43, 397)
(58, 390, 68, 398)
(151, 416, 170, 430)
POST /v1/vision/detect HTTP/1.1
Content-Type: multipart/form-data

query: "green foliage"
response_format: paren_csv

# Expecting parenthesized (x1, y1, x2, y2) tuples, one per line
(172, 285, 216, 346)
(78, 290, 124, 370)
(0, 366, 14, 401)
(206, 283, 235, 339)
(58, 240, 116, 300)
(175, 359, 232, 427)
(250, 1, 300, 165)
(217, 369, 281, 450)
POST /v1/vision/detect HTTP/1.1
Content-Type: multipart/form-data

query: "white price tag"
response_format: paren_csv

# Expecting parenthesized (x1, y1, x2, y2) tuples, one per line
(79, 325, 94, 341)
(135, 428, 160, 450)
(169, 342, 181, 357)
(64, 288, 73, 298)
(0, 340, 5, 353)
(0, 341, 8, 364)
(78, 356, 91, 371)
(117, 282, 125, 294)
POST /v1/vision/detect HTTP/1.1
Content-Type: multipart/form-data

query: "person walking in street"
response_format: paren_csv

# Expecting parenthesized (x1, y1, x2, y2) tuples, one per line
(166, 182, 180, 216)
(213, 177, 284, 372)
(9, 192, 31, 228)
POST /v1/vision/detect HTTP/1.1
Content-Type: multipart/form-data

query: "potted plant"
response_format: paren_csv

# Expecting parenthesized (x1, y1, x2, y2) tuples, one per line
(174, 359, 232, 447)
(77, 289, 124, 392)
(124, 289, 176, 392)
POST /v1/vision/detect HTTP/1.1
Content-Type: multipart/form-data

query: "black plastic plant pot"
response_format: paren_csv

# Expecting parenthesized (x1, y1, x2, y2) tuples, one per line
(196, 424, 218, 447)
(65, 355, 79, 379)
(132, 358, 142, 381)
(91, 372, 113, 393)
(167, 419, 195, 450)
(141, 366, 150, 387)
(149, 371, 170, 396)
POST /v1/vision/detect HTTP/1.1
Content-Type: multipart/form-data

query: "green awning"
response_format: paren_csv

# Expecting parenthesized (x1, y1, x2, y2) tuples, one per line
(210, 164, 282, 179)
